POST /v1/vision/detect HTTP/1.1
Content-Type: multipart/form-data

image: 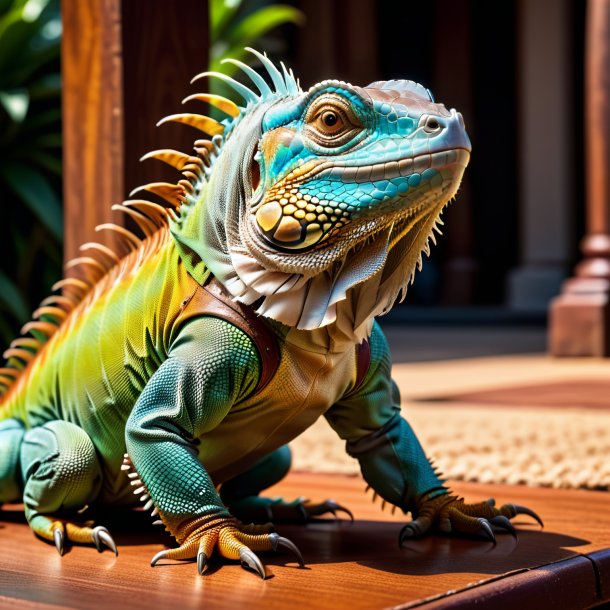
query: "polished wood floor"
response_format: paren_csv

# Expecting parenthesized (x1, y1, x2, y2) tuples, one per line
(1, 473, 609, 609)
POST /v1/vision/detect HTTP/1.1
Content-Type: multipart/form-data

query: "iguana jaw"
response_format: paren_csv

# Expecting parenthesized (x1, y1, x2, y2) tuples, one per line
(251, 147, 469, 253)
(243, 143, 469, 283)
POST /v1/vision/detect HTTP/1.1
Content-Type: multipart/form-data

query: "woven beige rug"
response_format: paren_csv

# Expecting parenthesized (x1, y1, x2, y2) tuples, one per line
(291, 355, 610, 491)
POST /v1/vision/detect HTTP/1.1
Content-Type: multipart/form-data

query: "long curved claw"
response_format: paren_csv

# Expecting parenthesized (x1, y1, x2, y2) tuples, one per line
(53, 527, 64, 556)
(239, 548, 266, 579)
(324, 500, 354, 522)
(197, 551, 208, 575)
(398, 524, 414, 546)
(477, 519, 497, 545)
(92, 526, 118, 556)
(399, 517, 430, 546)
(490, 515, 518, 540)
(269, 532, 305, 567)
(150, 549, 169, 567)
(507, 504, 544, 528)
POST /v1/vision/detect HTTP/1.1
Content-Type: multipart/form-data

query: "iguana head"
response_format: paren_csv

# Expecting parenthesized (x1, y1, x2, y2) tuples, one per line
(171, 49, 470, 340)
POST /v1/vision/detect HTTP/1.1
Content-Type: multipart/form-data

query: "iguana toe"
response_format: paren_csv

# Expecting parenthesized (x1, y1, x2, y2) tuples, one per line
(303, 499, 354, 522)
(33, 515, 118, 556)
(92, 526, 118, 555)
(197, 550, 208, 575)
(150, 517, 304, 577)
(239, 548, 266, 579)
(499, 503, 544, 527)
(231, 496, 354, 524)
(269, 532, 305, 567)
(52, 523, 64, 556)
(398, 493, 543, 546)
(476, 517, 496, 544)
(398, 515, 433, 545)
(489, 515, 518, 539)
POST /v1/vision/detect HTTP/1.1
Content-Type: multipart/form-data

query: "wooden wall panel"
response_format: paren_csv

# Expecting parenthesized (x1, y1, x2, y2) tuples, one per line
(62, 0, 124, 260)
(61, 0, 209, 262)
(121, 1, 209, 196)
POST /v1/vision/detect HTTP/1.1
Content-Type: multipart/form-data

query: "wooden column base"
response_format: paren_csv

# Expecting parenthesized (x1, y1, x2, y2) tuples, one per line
(549, 278, 610, 356)
(549, 235, 610, 357)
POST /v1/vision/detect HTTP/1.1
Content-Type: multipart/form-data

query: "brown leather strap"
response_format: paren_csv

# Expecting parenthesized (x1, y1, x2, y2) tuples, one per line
(176, 278, 280, 395)
(354, 338, 371, 392)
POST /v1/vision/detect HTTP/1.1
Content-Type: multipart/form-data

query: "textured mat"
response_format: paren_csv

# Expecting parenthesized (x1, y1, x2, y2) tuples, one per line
(291, 400, 610, 491)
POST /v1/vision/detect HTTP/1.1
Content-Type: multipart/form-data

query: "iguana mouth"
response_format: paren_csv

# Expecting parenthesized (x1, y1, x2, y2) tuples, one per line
(251, 148, 469, 252)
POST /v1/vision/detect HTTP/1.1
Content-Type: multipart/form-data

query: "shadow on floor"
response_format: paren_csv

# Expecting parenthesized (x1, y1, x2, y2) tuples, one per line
(2, 504, 587, 579)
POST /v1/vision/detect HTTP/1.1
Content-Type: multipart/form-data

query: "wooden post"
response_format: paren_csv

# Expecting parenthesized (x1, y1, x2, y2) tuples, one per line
(549, 0, 610, 356)
(61, 0, 209, 261)
(62, 0, 124, 259)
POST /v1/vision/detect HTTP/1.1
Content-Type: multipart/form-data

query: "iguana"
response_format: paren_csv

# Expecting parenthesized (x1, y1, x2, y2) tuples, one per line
(0, 49, 541, 578)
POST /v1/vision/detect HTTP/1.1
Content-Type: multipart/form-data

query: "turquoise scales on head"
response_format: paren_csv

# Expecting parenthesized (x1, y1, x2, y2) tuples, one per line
(0, 48, 543, 579)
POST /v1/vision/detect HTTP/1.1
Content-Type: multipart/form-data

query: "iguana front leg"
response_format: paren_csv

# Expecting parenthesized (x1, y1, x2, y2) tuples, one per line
(125, 317, 302, 577)
(347, 411, 543, 545)
(326, 322, 543, 546)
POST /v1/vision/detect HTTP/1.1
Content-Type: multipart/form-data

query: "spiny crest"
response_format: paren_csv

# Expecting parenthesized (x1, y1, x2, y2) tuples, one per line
(121, 453, 164, 524)
(195, 47, 301, 107)
(0, 48, 299, 399)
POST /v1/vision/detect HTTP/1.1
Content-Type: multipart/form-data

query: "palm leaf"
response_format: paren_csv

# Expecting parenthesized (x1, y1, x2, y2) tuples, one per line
(0, 269, 28, 322)
(0, 162, 63, 240)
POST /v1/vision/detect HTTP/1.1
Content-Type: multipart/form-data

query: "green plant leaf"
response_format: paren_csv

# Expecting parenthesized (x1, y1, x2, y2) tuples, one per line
(210, 0, 243, 42)
(28, 71, 60, 99)
(0, 13, 39, 76)
(0, 88, 28, 121)
(0, 0, 17, 18)
(34, 131, 61, 148)
(2, 38, 59, 86)
(0, 162, 63, 240)
(0, 4, 25, 44)
(27, 148, 62, 175)
(0, 269, 29, 322)
(19, 106, 60, 132)
(222, 5, 304, 51)
(0, 0, 58, 87)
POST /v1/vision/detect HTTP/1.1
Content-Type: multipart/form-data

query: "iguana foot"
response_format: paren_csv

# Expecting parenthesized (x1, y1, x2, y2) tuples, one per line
(399, 494, 543, 546)
(30, 514, 118, 556)
(289, 498, 354, 522)
(150, 517, 304, 578)
(229, 496, 353, 523)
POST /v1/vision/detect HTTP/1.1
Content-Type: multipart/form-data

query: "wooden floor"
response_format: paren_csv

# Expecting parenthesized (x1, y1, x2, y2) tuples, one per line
(1, 473, 609, 609)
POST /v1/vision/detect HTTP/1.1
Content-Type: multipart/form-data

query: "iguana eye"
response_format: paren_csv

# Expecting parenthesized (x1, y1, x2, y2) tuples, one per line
(303, 94, 363, 148)
(322, 111, 339, 127)
(315, 109, 343, 134)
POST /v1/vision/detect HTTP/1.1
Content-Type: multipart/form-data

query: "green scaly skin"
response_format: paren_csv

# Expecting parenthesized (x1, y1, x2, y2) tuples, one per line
(0, 50, 542, 577)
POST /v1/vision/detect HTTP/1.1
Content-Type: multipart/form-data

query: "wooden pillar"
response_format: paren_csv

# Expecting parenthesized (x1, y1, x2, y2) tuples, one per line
(549, 0, 610, 356)
(62, 0, 124, 259)
(61, 0, 209, 261)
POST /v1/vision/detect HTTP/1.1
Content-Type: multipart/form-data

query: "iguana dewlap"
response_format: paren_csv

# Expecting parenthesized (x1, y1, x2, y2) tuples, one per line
(0, 49, 542, 577)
